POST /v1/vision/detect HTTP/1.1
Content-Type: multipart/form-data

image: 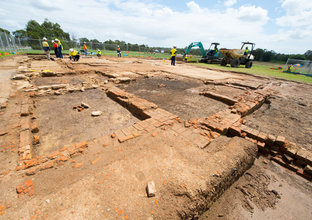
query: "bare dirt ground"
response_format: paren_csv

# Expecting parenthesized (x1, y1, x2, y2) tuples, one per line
(200, 157, 312, 220)
(245, 82, 312, 151)
(34, 89, 139, 156)
(0, 55, 311, 219)
(117, 76, 228, 120)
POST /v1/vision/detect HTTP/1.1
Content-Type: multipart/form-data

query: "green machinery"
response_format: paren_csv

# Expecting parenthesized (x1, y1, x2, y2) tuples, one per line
(184, 42, 221, 64)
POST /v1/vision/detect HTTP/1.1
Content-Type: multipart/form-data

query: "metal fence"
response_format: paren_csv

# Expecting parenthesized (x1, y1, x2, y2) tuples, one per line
(0, 31, 19, 53)
(283, 58, 312, 76)
(0, 31, 169, 55)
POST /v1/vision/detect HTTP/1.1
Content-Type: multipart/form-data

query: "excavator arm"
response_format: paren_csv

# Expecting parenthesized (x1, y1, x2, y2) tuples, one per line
(185, 42, 206, 58)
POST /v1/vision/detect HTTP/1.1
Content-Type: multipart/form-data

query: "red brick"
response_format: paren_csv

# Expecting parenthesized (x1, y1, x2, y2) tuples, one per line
(75, 141, 88, 149)
(26, 167, 38, 176)
(56, 154, 69, 163)
(132, 123, 145, 131)
(16, 186, 24, 194)
(118, 135, 135, 143)
(228, 126, 241, 136)
(114, 129, 125, 139)
(40, 161, 54, 171)
(25, 179, 33, 188)
(20, 130, 31, 148)
(20, 117, 30, 130)
(48, 151, 60, 159)
(20, 104, 29, 116)
(24, 159, 40, 168)
(33, 135, 40, 145)
(210, 131, 220, 139)
(275, 136, 286, 146)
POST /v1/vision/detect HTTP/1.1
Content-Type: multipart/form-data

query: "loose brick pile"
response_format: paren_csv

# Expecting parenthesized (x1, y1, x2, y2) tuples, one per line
(16, 179, 34, 198)
(228, 123, 312, 180)
(230, 90, 270, 116)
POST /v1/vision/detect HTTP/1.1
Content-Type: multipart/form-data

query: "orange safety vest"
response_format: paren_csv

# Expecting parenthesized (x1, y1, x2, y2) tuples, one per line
(117, 47, 120, 51)
(83, 44, 87, 50)
(53, 43, 58, 48)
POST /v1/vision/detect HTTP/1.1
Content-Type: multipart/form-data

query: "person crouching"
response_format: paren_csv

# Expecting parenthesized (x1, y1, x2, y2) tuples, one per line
(69, 48, 80, 61)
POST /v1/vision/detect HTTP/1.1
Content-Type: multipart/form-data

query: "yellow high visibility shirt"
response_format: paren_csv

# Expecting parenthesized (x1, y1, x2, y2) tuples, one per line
(57, 41, 63, 49)
(97, 50, 101, 54)
(69, 50, 78, 57)
(42, 41, 49, 47)
(170, 48, 177, 56)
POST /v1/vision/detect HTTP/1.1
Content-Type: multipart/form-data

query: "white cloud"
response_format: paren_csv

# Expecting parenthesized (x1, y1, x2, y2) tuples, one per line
(0, 0, 309, 53)
(274, 0, 312, 50)
(227, 5, 269, 24)
(187, 1, 201, 12)
(224, 0, 237, 7)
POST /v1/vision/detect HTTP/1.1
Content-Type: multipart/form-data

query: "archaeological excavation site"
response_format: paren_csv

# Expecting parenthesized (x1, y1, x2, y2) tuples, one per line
(0, 55, 311, 219)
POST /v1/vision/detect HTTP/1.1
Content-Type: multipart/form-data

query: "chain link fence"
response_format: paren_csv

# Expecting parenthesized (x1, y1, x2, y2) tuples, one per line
(0, 31, 171, 57)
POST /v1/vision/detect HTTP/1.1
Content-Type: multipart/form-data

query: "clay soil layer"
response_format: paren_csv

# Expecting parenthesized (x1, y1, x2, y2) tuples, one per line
(0, 55, 311, 220)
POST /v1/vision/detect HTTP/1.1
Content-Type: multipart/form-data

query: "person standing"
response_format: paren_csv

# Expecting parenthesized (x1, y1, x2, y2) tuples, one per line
(52, 40, 58, 58)
(170, 46, 177, 66)
(42, 37, 50, 60)
(83, 42, 88, 56)
(116, 45, 121, 57)
(55, 39, 63, 58)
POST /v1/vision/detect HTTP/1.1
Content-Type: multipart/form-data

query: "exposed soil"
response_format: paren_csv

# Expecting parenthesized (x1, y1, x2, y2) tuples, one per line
(34, 89, 139, 156)
(118, 76, 229, 120)
(245, 95, 312, 151)
(201, 84, 247, 100)
(32, 76, 84, 87)
(0, 55, 311, 220)
(200, 157, 312, 219)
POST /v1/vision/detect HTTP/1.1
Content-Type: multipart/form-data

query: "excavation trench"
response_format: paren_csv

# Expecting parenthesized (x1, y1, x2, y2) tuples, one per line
(117, 76, 229, 120)
(32, 89, 140, 156)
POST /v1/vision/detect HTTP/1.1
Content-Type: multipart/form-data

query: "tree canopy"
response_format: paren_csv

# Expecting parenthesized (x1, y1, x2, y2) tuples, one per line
(13, 19, 70, 41)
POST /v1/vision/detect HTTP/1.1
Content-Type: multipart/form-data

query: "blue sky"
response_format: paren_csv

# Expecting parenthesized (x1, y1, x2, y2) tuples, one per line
(0, 0, 311, 53)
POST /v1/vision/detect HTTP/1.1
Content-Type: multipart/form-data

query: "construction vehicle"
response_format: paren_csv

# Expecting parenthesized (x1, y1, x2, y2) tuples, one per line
(183, 42, 222, 64)
(219, 42, 255, 68)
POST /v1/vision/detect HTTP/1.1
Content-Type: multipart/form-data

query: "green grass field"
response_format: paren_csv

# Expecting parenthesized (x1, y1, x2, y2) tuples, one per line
(192, 62, 312, 84)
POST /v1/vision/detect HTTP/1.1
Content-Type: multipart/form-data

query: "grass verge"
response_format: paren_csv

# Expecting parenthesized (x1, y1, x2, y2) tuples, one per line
(192, 62, 312, 84)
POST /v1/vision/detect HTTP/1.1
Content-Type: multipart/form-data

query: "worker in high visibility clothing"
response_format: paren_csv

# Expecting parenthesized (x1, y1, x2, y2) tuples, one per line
(244, 46, 249, 56)
(69, 48, 80, 61)
(83, 42, 88, 56)
(55, 39, 63, 58)
(117, 45, 121, 57)
(42, 37, 50, 60)
(52, 40, 58, 58)
(96, 49, 101, 57)
(170, 46, 177, 66)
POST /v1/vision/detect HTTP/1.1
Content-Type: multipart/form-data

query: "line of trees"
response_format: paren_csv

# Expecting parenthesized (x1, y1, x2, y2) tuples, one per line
(252, 48, 312, 63)
(1, 19, 312, 62)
